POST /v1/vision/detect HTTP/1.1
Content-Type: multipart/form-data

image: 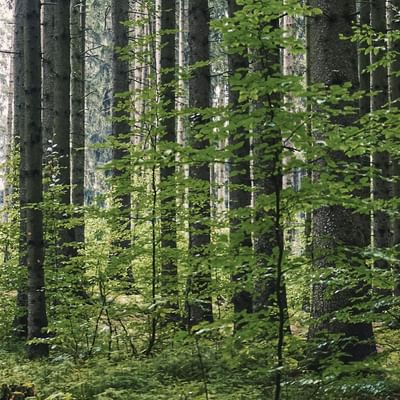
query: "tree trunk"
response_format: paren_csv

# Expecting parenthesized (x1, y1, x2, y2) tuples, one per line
(54, 0, 73, 257)
(111, 0, 131, 276)
(14, 0, 28, 339)
(227, 0, 253, 328)
(390, 0, 400, 296)
(308, 0, 376, 362)
(186, 0, 213, 328)
(371, 0, 391, 297)
(160, 0, 179, 321)
(24, 0, 49, 359)
(42, 0, 55, 151)
(71, 0, 86, 246)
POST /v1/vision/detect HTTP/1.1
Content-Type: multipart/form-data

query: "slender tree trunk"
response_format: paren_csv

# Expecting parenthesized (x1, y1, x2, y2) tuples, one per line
(308, 0, 376, 362)
(186, 0, 213, 328)
(14, 0, 28, 339)
(371, 0, 391, 297)
(112, 0, 131, 274)
(71, 0, 86, 247)
(54, 0, 73, 256)
(389, 0, 400, 296)
(227, 0, 253, 328)
(42, 0, 55, 151)
(359, 0, 370, 117)
(160, 0, 179, 321)
(252, 19, 289, 321)
(24, 0, 49, 359)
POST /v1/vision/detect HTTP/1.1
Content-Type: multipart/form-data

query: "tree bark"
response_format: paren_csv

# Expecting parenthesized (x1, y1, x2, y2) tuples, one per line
(371, 0, 391, 297)
(160, 0, 179, 321)
(227, 0, 253, 328)
(186, 0, 213, 328)
(308, 0, 376, 362)
(54, 0, 73, 257)
(24, 0, 49, 359)
(14, 0, 28, 339)
(389, 0, 400, 296)
(112, 0, 131, 266)
(71, 0, 86, 246)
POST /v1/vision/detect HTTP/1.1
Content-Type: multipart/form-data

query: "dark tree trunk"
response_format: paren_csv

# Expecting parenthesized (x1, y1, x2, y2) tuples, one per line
(24, 0, 49, 359)
(308, 0, 376, 362)
(14, 0, 28, 339)
(42, 0, 55, 151)
(227, 0, 253, 328)
(71, 0, 86, 246)
(160, 0, 179, 321)
(390, 0, 400, 296)
(371, 0, 391, 297)
(186, 0, 213, 328)
(111, 0, 131, 280)
(54, 0, 73, 257)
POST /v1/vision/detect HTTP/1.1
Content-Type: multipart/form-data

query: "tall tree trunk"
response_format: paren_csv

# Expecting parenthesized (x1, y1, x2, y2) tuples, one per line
(111, 0, 131, 276)
(371, 0, 391, 297)
(160, 0, 179, 321)
(54, 0, 72, 257)
(308, 0, 376, 362)
(186, 0, 213, 328)
(71, 0, 86, 247)
(14, 0, 28, 339)
(42, 0, 55, 151)
(24, 0, 49, 359)
(359, 0, 370, 117)
(227, 0, 253, 328)
(252, 19, 288, 321)
(390, 0, 400, 296)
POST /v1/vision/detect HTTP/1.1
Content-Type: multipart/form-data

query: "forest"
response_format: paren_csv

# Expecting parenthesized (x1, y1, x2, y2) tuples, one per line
(1, 0, 400, 398)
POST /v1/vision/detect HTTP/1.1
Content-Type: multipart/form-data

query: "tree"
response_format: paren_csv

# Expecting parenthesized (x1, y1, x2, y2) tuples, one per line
(390, 0, 400, 296)
(227, 0, 253, 327)
(71, 0, 86, 247)
(160, 0, 179, 321)
(13, 0, 27, 339)
(186, 0, 213, 328)
(54, 0, 72, 257)
(24, 0, 48, 359)
(308, 0, 376, 362)
(371, 0, 391, 297)
(111, 0, 131, 271)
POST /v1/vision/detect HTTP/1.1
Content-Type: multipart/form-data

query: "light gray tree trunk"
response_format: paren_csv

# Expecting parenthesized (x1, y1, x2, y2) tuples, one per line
(308, 0, 376, 362)
(24, 0, 49, 359)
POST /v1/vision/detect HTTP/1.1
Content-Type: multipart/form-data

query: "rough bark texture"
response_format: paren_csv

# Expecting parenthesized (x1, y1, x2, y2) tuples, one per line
(359, 0, 370, 117)
(187, 0, 213, 328)
(112, 0, 131, 257)
(390, 0, 400, 296)
(14, 0, 28, 339)
(71, 0, 86, 246)
(54, 0, 73, 257)
(54, 0, 71, 206)
(24, 0, 49, 359)
(42, 1, 55, 151)
(371, 0, 391, 293)
(160, 0, 179, 320)
(308, 0, 376, 362)
(227, 0, 253, 325)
